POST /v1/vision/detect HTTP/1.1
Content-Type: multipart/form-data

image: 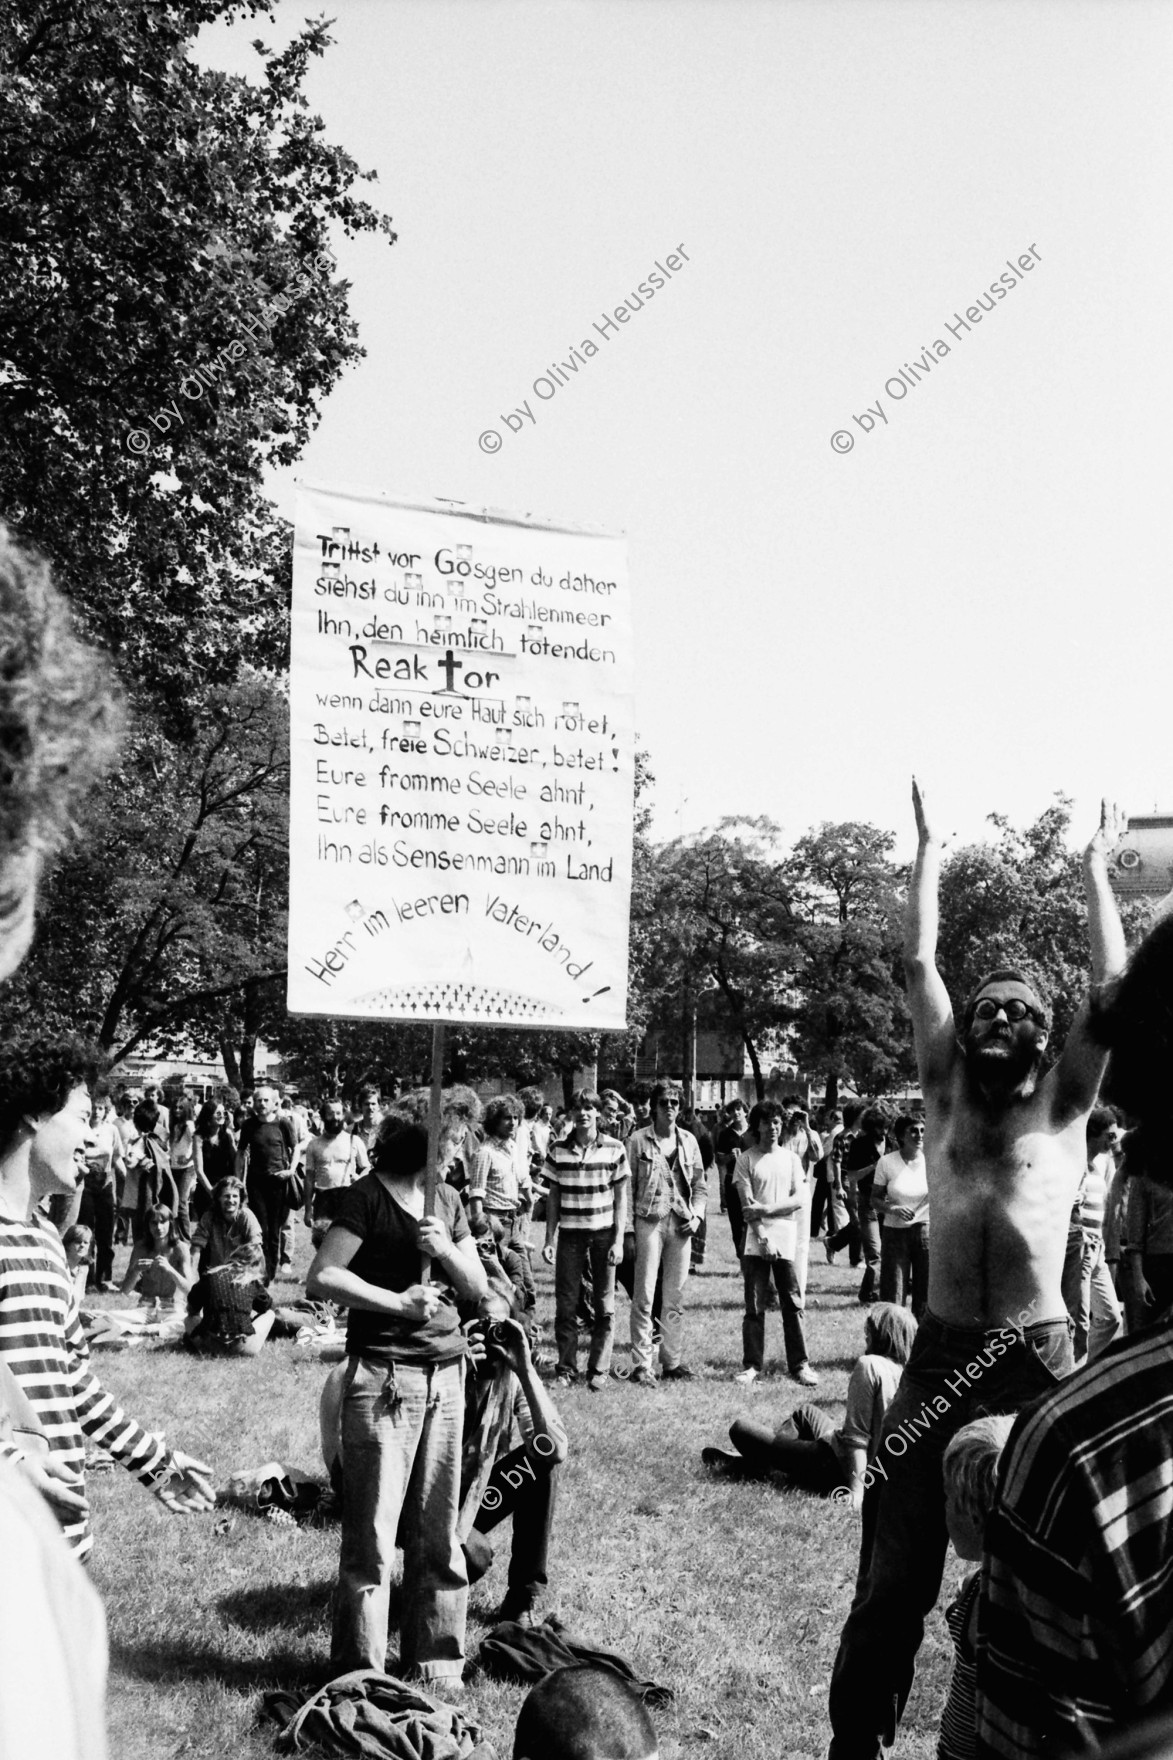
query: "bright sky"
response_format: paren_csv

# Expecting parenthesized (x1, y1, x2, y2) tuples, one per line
(198, 0, 1173, 858)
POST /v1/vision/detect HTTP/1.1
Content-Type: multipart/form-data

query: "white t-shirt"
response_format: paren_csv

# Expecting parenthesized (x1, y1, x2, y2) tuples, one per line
(733, 1146, 805, 1261)
(873, 1149, 929, 1228)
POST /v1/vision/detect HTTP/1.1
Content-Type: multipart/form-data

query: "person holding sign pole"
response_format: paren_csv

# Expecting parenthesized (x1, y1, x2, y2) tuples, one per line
(307, 1114, 487, 1689)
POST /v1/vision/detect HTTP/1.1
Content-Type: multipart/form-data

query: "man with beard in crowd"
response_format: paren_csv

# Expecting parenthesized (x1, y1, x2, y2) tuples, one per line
(828, 781, 1128, 1760)
(303, 1097, 370, 1243)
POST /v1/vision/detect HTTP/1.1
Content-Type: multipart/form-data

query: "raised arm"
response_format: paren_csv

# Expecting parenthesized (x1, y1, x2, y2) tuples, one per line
(1083, 800, 1128, 987)
(903, 778, 957, 1085)
(1050, 801, 1128, 1119)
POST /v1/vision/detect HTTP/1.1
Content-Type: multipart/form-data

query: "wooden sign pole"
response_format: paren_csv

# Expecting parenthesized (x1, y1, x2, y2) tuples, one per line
(420, 1021, 446, 1284)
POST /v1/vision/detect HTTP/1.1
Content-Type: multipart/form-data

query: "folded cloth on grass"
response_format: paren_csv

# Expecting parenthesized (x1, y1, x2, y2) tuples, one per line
(262, 1669, 493, 1758)
(476, 1614, 673, 1708)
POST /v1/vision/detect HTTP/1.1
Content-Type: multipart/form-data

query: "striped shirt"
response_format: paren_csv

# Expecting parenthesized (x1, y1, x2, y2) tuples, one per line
(975, 1312, 1173, 1758)
(940, 1571, 981, 1760)
(0, 1212, 167, 1557)
(544, 1131, 626, 1231)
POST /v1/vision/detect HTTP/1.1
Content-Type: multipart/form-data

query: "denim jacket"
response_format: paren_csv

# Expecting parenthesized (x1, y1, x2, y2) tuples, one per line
(625, 1124, 706, 1223)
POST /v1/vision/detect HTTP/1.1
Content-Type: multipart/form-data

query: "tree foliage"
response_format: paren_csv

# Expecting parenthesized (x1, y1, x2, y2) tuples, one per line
(0, 0, 396, 717)
(936, 796, 1148, 1056)
(0, 673, 289, 1060)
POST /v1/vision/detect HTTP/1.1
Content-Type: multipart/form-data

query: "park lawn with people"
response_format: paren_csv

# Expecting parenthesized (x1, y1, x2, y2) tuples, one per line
(87, 1218, 951, 1760)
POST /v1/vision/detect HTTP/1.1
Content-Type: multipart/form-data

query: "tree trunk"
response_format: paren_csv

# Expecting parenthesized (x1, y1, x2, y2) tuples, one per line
(239, 1035, 258, 1093)
(743, 1032, 765, 1101)
(219, 1035, 242, 1092)
(823, 1071, 840, 1110)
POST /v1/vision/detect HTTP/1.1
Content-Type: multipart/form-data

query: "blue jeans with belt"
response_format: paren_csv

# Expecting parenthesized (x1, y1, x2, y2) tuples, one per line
(827, 1308, 1074, 1760)
(332, 1355, 467, 1683)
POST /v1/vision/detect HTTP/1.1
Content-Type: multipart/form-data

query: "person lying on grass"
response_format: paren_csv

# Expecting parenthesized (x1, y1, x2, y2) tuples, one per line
(702, 1301, 917, 1506)
(0, 1036, 216, 1558)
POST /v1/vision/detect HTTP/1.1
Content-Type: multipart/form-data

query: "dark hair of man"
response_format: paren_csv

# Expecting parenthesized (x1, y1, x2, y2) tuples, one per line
(864, 1301, 918, 1365)
(513, 1665, 658, 1760)
(649, 1081, 681, 1110)
(628, 1082, 653, 1107)
(483, 1097, 519, 1138)
(747, 1099, 785, 1135)
(1086, 1105, 1117, 1140)
(571, 1089, 602, 1110)
(369, 1117, 429, 1178)
(961, 967, 1051, 1034)
(0, 1036, 100, 1157)
(859, 1106, 891, 1139)
(894, 1114, 920, 1146)
(724, 1097, 747, 1117)
(133, 1098, 159, 1135)
(517, 1085, 545, 1118)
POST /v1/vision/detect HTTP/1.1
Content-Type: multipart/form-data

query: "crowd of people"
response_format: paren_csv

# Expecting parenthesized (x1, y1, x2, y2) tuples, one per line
(2, 519, 1173, 1760)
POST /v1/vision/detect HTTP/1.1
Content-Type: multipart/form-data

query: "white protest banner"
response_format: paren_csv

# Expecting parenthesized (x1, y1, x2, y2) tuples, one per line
(288, 483, 634, 1030)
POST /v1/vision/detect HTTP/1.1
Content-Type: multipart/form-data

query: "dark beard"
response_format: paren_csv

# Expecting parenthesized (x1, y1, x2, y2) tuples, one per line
(323, 1119, 344, 1136)
(961, 1033, 1043, 1102)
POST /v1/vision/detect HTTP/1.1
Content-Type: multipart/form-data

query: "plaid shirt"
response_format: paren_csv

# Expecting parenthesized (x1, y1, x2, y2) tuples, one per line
(975, 1311, 1173, 1758)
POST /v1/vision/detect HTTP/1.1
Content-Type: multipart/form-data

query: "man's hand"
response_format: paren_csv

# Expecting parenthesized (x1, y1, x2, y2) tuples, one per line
(887, 1205, 917, 1224)
(17, 1452, 86, 1518)
(541, 1241, 555, 1265)
(742, 1200, 766, 1220)
(399, 1282, 442, 1323)
(303, 1209, 314, 1229)
(417, 1216, 452, 1262)
(605, 1241, 621, 1267)
(1086, 798, 1127, 864)
(153, 1450, 217, 1515)
(911, 776, 942, 849)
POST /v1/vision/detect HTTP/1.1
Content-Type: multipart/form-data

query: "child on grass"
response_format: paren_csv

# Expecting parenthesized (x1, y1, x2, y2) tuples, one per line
(938, 1414, 1016, 1760)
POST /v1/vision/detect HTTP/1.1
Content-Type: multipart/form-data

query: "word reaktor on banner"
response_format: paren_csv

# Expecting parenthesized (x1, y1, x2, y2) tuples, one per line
(288, 484, 634, 1032)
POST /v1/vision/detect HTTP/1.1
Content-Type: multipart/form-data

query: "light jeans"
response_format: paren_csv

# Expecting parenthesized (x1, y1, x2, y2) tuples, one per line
(631, 1214, 693, 1373)
(331, 1355, 467, 1683)
(1061, 1229, 1124, 1361)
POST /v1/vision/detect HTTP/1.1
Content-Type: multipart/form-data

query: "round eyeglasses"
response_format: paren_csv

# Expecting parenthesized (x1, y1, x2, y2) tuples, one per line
(973, 997, 1043, 1025)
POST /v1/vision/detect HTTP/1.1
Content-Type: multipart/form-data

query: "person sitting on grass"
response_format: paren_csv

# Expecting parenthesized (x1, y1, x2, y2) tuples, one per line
(938, 1415, 1015, 1760)
(183, 1262, 300, 1356)
(513, 1664, 660, 1760)
(61, 1224, 93, 1304)
(702, 1301, 917, 1502)
(0, 1036, 215, 1560)
(121, 1204, 193, 1308)
(190, 1175, 265, 1278)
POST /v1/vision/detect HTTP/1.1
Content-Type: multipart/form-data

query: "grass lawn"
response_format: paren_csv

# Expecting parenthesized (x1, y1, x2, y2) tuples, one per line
(87, 1216, 953, 1760)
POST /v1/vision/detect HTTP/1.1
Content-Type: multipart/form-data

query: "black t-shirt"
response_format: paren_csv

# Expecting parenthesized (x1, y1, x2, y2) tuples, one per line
(716, 1126, 751, 1162)
(332, 1175, 470, 1365)
(238, 1116, 295, 1180)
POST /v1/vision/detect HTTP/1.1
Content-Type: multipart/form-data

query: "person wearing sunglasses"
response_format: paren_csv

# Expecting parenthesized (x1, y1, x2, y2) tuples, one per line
(872, 1116, 929, 1319)
(827, 781, 1128, 1760)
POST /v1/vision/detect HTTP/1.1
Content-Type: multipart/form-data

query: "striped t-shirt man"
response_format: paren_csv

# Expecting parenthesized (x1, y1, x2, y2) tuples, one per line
(543, 1124, 627, 1231)
(0, 1211, 170, 1557)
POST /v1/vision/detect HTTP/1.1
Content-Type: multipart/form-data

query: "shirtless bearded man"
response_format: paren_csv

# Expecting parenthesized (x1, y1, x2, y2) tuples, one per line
(827, 780, 1127, 1760)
